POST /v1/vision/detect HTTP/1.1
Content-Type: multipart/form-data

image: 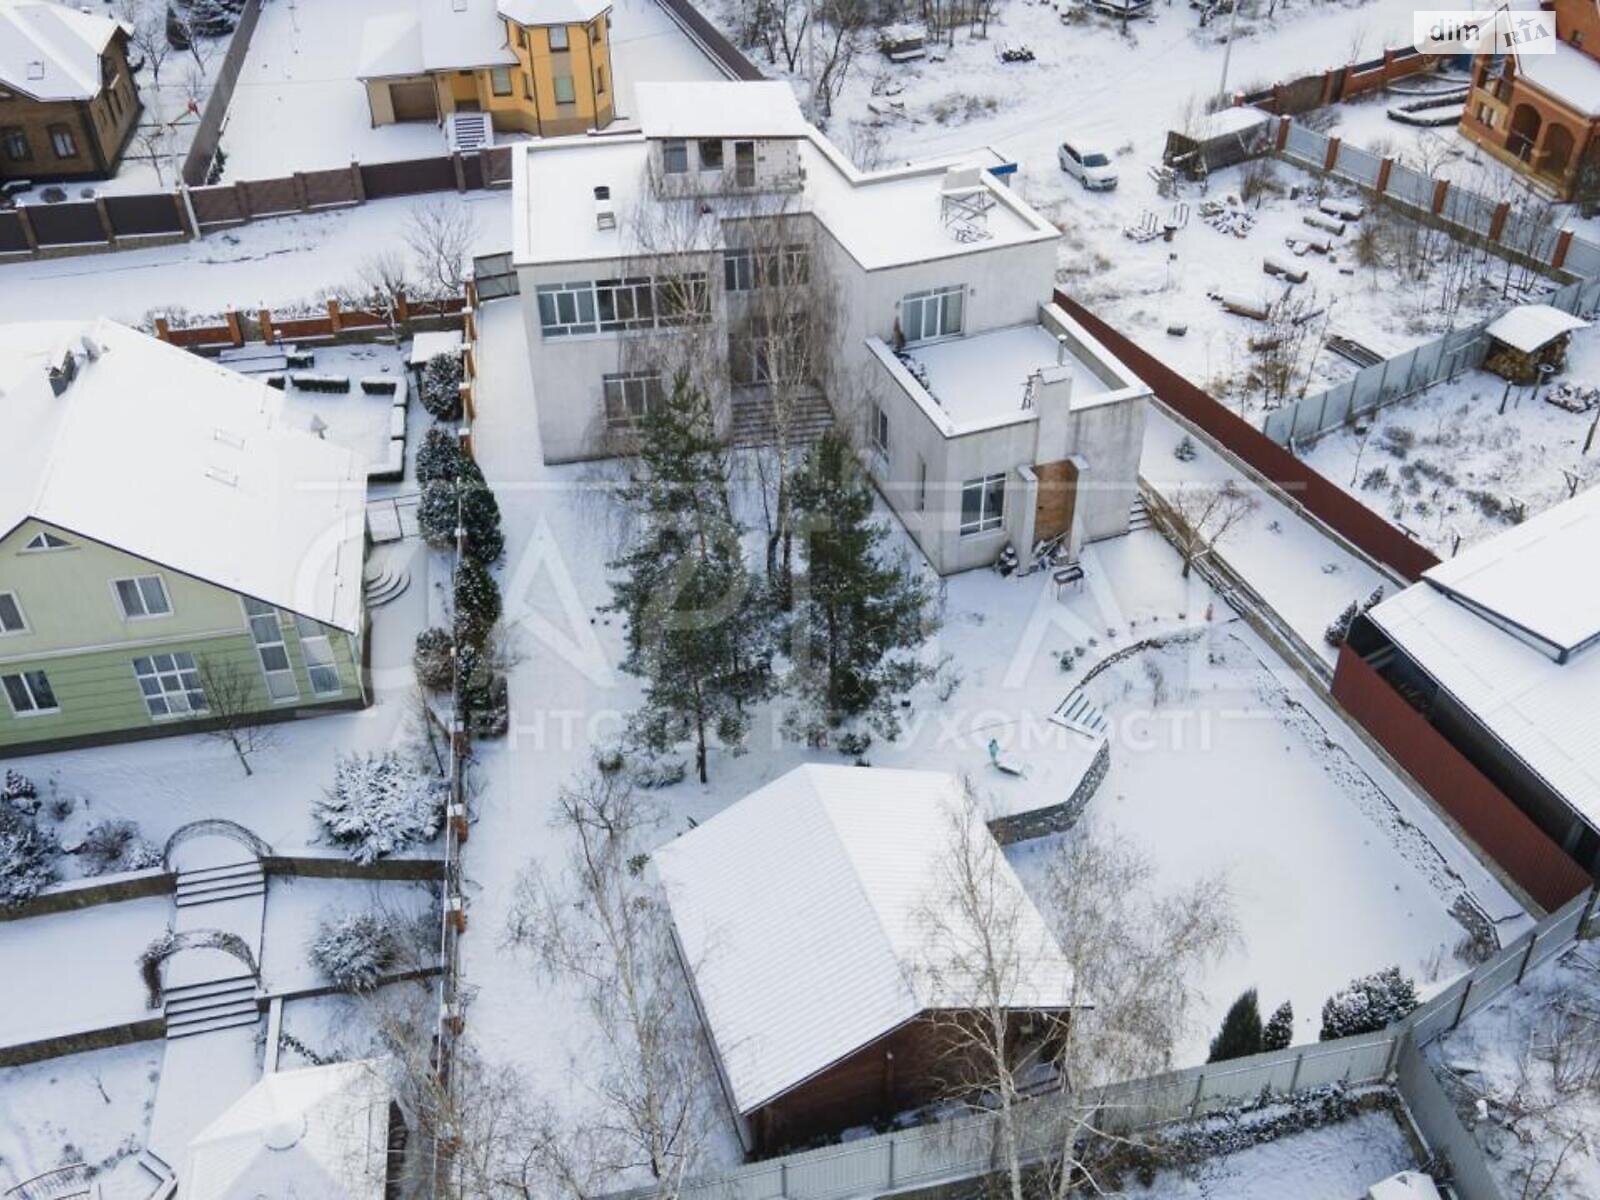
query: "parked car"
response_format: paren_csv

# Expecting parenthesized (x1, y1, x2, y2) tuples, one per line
(1058, 141, 1118, 190)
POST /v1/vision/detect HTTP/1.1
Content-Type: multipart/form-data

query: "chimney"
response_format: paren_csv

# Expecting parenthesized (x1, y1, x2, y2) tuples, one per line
(594, 185, 616, 231)
(1056, 335, 1068, 366)
(47, 351, 78, 397)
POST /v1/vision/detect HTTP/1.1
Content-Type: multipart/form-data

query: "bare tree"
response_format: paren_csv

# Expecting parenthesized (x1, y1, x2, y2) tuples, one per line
(196, 654, 279, 776)
(810, 0, 867, 119)
(505, 767, 711, 1190)
(117, 0, 173, 94)
(346, 250, 414, 337)
(1163, 480, 1259, 577)
(1249, 286, 1323, 409)
(406, 200, 479, 300)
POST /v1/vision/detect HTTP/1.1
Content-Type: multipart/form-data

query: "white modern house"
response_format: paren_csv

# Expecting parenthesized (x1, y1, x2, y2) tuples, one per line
(507, 80, 1150, 574)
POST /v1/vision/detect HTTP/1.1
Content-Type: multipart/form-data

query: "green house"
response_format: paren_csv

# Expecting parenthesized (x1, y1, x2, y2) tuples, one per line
(0, 319, 370, 756)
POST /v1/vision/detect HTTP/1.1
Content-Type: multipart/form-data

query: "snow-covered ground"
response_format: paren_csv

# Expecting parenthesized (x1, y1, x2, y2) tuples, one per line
(1302, 324, 1600, 556)
(273, 342, 411, 472)
(1428, 940, 1600, 1200)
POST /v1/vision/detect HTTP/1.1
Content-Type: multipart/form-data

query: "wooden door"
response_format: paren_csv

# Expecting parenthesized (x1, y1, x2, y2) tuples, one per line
(1033, 459, 1079, 544)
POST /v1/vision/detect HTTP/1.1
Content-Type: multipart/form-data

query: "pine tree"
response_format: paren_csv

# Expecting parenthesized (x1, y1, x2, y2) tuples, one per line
(1207, 987, 1263, 1063)
(418, 476, 504, 563)
(415, 426, 482, 487)
(1262, 1000, 1295, 1051)
(786, 430, 937, 742)
(419, 352, 464, 421)
(453, 557, 501, 650)
(606, 373, 771, 784)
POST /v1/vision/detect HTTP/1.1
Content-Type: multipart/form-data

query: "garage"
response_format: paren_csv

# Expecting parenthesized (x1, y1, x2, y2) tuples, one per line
(389, 80, 438, 122)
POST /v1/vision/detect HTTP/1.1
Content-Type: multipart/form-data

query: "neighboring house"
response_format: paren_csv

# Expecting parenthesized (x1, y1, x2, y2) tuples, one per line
(1458, 0, 1600, 200)
(654, 764, 1078, 1156)
(358, 0, 614, 138)
(0, 319, 370, 757)
(0, 0, 141, 183)
(509, 80, 1150, 574)
(1335, 487, 1600, 908)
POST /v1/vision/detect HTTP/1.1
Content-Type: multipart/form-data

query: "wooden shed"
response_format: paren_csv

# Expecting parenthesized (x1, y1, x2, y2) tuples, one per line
(1482, 303, 1590, 384)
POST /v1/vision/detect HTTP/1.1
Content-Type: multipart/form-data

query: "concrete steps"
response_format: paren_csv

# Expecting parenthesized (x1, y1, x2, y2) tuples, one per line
(163, 976, 260, 1040)
(1052, 690, 1109, 739)
(174, 860, 264, 908)
(1128, 496, 1152, 532)
(730, 392, 834, 448)
(363, 562, 412, 607)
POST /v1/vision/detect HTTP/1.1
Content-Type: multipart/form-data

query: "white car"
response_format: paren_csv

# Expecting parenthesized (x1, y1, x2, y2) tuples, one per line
(1058, 141, 1118, 191)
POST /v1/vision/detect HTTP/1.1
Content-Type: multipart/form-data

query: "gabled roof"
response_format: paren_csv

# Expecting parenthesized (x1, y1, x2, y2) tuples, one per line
(0, 0, 123, 102)
(636, 81, 810, 140)
(499, 0, 610, 26)
(357, 0, 518, 78)
(0, 320, 367, 633)
(654, 765, 1076, 1116)
(186, 1061, 390, 1200)
(1367, 487, 1600, 829)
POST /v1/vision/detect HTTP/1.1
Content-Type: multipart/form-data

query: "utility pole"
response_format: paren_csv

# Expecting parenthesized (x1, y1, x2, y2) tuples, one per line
(1215, 0, 1242, 108)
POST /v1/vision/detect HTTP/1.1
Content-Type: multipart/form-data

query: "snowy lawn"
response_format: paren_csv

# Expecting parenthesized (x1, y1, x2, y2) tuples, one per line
(0, 1041, 161, 1191)
(1301, 325, 1600, 556)
(257, 875, 439, 994)
(271, 342, 411, 472)
(1427, 941, 1600, 1200)
(1119, 1108, 1419, 1199)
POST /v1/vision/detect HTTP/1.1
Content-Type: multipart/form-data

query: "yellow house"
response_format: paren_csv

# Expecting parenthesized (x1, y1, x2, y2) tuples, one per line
(358, 0, 614, 138)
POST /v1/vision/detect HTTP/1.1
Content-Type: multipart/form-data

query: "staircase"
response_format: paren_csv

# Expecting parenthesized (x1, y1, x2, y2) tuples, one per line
(1052, 690, 1109, 739)
(363, 560, 412, 607)
(730, 392, 834, 448)
(1128, 495, 1152, 533)
(163, 975, 261, 1040)
(447, 111, 494, 153)
(134, 1148, 176, 1199)
(174, 859, 265, 908)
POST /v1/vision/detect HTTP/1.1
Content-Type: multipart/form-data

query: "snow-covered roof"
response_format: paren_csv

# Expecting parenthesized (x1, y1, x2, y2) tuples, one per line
(1195, 104, 1272, 139)
(654, 765, 1077, 1116)
(1368, 1172, 1443, 1200)
(499, 0, 610, 27)
(1367, 487, 1600, 829)
(0, 0, 124, 102)
(1515, 40, 1600, 117)
(0, 320, 367, 633)
(185, 1061, 391, 1200)
(512, 120, 1057, 271)
(636, 81, 811, 139)
(1483, 303, 1589, 354)
(357, 0, 518, 78)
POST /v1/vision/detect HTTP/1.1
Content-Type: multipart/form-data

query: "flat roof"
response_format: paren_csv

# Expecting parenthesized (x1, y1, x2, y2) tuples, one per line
(907, 323, 1112, 433)
(654, 765, 1076, 1116)
(512, 130, 1056, 271)
(636, 80, 810, 139)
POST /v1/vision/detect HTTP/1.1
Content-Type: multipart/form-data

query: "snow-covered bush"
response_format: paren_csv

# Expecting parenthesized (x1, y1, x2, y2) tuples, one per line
(461, 670, 509, 739)
(415, 426, 482, 487)
(309, 909, 400, 992)
(1173, 435, 1198, 463)
(1324, 586, 1385, 648)
(419, 352, 464, 421)
(631, 757, 687, 789)
(1, 769, 39, 814)
(418, 477, 504, 563)
(0, 807, 59, 907)
(1319, 967, 1418, 1040)
(315, 753, 446, 864)
(452, 558, 502, 650)
(79, 819, 162, 876)
(413, 626, 455, 691)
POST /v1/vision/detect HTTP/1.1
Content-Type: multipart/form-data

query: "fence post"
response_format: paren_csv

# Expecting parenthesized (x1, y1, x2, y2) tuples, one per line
(1515, 928, 1540, 984)
(1553, 228, 1574, 271)
(258, 308, 275, 345)
(92, 197, 116, 245)
(1187, 1071, 1205, 1116)
(1488, 201, 1510, 243)
(326, 297, 343, 334)
(1288, 1051, 1304, 1092)
(14, 204, 38, 253)
(779, 1159, 788, 1198)
(292, 170, 310, 212)
(1323, 135, 1341, 173)
(224, 310, 244, 347)
(1275, 115, 1290, 152)
(1450, 976, 1474, 1030)
(452, 152, 467, 193)
(154, 315, 172, 343)
(1375, 157, 1393, 196)
(887, 1135, 896, 1190)
(1580, 884, 1600, 937)
(1431, 178, 1449, 216)
(1382, 1034, 1401, 1078)
(350, 160, 366, 203)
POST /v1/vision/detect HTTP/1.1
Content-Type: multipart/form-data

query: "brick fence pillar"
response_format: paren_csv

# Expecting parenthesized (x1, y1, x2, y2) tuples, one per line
(452, 152, 467, 192)
(224, 310, 244, 347)
(258, 309, 276, 344)
(1432, 178, 1450, 215)
(154, 315, 172, 342)
(1488, 201, 1510, 242)
(1276, 116, 1291, 152)
(1323, 135, 1341, 172)
(233, 180, 252, 220)
(15, 204, 38, 252)
(1553, 228, 1575, 270)
(292, 171, 310, 211)
(93, 197, 115, 244)
(396, 289, 411, 327)
(349, 161, 366, 203)
(1376, 157, 1393, 195)
(326, 297, 343, 334)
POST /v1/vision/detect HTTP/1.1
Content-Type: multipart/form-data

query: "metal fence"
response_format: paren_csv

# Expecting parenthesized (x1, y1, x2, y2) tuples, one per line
(602, 889, 1593, 1200)
(1261, 272, 1600, 445)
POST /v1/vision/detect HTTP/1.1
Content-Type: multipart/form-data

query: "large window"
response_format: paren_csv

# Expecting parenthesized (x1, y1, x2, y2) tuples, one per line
(603, 372, 665, 426)
(1, 127, 28, 162)
(596, 277, 657, 332)
(133, 653, 207, 718)
(243, 597, 298, 701)
(536, 282, 599, 337)
(900, 285, 964, 343)
(113, 575, 172, 619)
(0, 592, 25, 635)
(662, 139, 689, 174)
(549, 25, 569, 50)
(49, 125, 77, 159)
(489, 67, 513, 96)
(960, 473, 1007, 536)
(293, 616, 343, 695)
(731, 314, 804, 386)
(2, 670, 57, 715)
(654, 273, 710, 325)
(723, 245, 809, 293)
(553, 74, 576, 105)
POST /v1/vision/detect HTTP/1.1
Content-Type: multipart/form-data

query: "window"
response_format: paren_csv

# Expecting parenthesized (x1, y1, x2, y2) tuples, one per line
(113, 575, 172, 619)
(243, 597, 298, 701)
(724, 248, 756, 293)
(49, 125, 77, 159)
(595, 64, 606, 95)
(489, 66, 513, 96)
(960, 474, 1007, 536)
(2, 127, 29, 162)
(603, 372, 665, 425)
(731, 313, 803, 385)
(733, 140, 755, 187)
(523, 72, 533, 99)
(871, 403, 889, 455)
(549, 25, 569, 50)
(293, 616, 343, 695)
(133, 653, 207, 718)
(655, 273, 709, 325)
(596, 277, 657, 332)
(553, 74, 576, 105)
(536, 282, 599, 336)
(698, 138, 723, 171)
(0, 592, 25, 634)
(662, 138, 689, 174)
(900, 285, 964, 343)
(2, 670, 57, 715)
(916, 458, 927, 512)
(723, 245, 809, 292)
(22, 531, 70, 551)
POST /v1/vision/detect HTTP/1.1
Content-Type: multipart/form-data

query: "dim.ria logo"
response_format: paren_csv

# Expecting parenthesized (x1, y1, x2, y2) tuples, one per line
(1412, 8, 1556, 55)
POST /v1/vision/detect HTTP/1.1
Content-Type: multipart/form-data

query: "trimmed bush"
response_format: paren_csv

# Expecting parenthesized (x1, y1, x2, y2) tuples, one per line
(315, 753, 447, 864)
(1319, 967, 1418, 1040)
(453, 558, 502, 650)
(420, 352, 464, 421)
(309, 909, 400, 992)
(413, 627, 455, 691)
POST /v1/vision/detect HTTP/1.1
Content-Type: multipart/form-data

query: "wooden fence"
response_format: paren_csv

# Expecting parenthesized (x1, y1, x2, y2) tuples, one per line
(1240, 47, 1442, 116)
(152, 293, 468, 349)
